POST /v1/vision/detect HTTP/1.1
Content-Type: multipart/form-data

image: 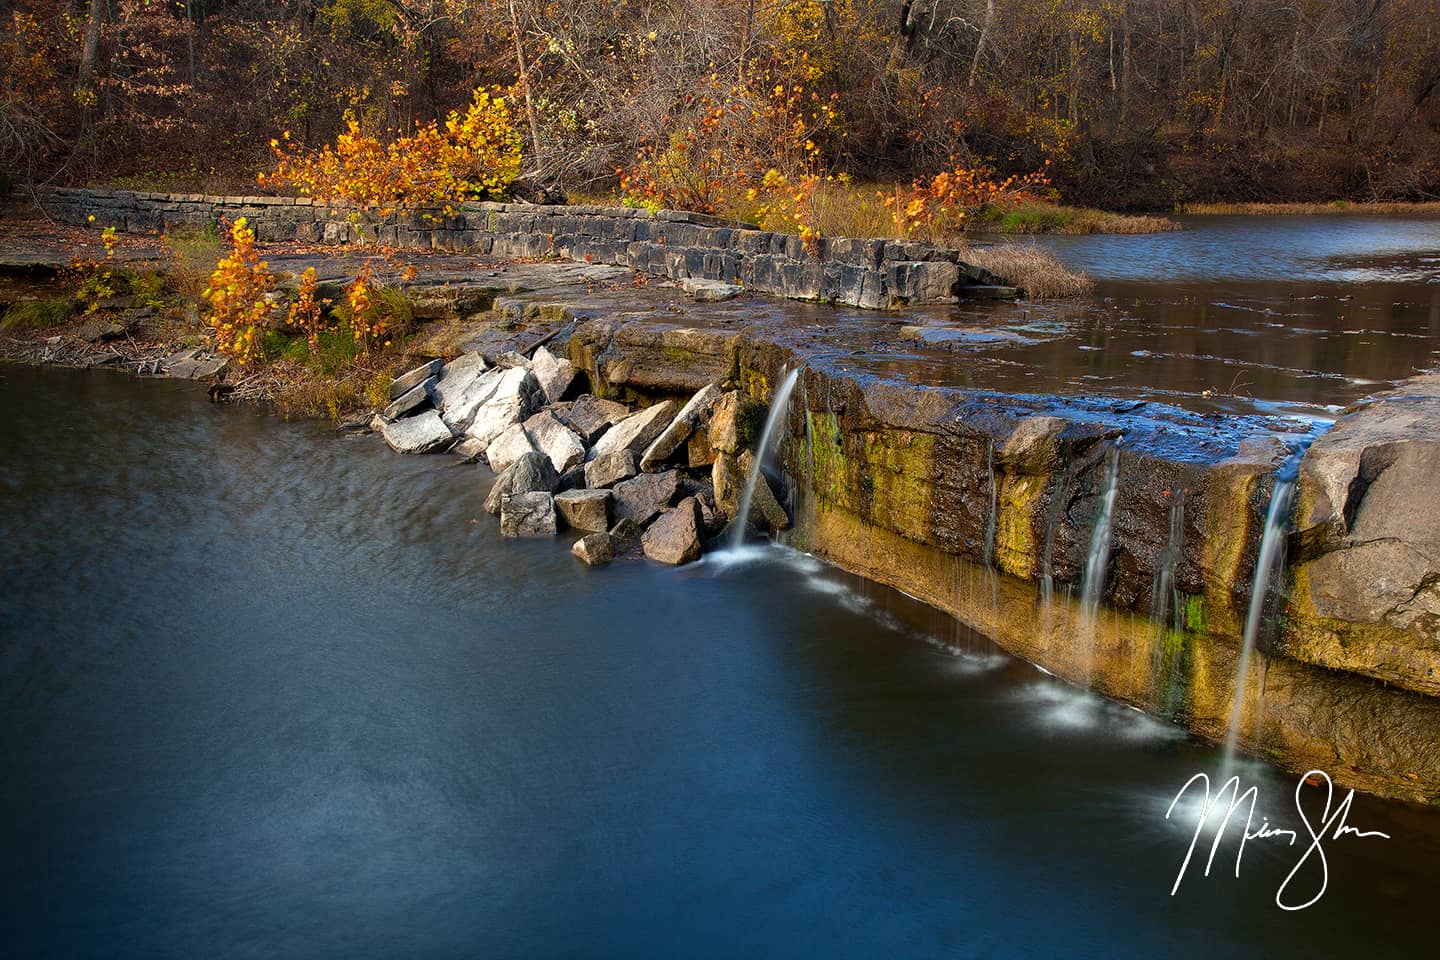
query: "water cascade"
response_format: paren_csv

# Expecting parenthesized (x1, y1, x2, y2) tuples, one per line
(1218, 453, 1303, 782)
(982, 439, 998, 569)
(1080, 439, 1124, 613)
(1150, 493, 1186, 712)
(730, 367, 802, 548)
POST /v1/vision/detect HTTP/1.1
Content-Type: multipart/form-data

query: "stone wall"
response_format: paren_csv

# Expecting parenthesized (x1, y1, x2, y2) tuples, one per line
(11, 187, 1007, 308)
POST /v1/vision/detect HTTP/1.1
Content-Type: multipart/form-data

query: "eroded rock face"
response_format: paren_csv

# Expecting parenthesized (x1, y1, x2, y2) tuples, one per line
(589, 400, 678, 461)
(485, 451, 559, 515)
(376, 409, 453, 454)
(1290, 374, 1440, 696)
(500, 491, 556, 537)
(642, 497, 703, 564)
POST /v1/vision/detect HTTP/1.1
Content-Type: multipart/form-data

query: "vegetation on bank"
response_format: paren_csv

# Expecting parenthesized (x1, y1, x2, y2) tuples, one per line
(8, 2, 1435, 218)
(1178, 201, 1440, 217)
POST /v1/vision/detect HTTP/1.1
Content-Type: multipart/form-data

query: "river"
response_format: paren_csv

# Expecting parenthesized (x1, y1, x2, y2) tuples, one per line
(3, 214, 1440, 956)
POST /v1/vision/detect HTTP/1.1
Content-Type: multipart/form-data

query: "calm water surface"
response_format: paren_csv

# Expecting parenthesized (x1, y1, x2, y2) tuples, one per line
(876, 215, 1440, 417)
(2, 364, 1438, 958)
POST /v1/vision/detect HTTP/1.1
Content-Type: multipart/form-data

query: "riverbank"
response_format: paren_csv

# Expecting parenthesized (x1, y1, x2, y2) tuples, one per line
(1180, 200, 1440, 216)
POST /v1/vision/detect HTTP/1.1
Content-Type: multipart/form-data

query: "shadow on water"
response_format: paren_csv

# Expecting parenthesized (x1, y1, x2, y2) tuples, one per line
(1, 356, 1439, 958)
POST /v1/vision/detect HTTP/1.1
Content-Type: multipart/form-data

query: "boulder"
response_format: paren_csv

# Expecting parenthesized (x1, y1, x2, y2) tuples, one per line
(523, 410, 586, 473)
(163, 348, 228, 380)
(589, 400, 678, 461)
(530, 345, 575, 404)
(612, 470, 681, 526)
(608, 517, 644, 554)
(390, 358, 443, 399)
(713, 451, 788, 530)
(431, 352, 487, 407)
(382, 376, 436, 420)
(487, 422, 536, 474)
(563, 394, 633, 443)
(584, 449, 639, 489)
(465, 367, 546, 445)
(484, 451, 560, 515)
(376, 409, 454, 455)
(451, 437, 487, 463)
(571, 533, 616, 566)
(642, 497, 704, 564)
(499, 491, 556, 537)
(640, 382, 723, 472)
(708, 391, 743, 454)
(687, 426, 716, 468)
(554, 488, 612, 532)
(680, 278, 742, 302)
(436, 366, 503, 432)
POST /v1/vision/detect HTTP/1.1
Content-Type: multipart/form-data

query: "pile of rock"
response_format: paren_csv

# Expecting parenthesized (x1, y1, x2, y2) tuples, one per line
(370, 348, 791, 565)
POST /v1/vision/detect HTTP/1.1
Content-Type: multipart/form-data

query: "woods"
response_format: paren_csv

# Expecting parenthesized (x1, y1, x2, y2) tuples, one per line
(3, 0, 1438, 208)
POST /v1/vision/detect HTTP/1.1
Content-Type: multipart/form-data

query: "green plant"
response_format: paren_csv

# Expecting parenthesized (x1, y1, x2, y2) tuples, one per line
(0, 298, 73, 332)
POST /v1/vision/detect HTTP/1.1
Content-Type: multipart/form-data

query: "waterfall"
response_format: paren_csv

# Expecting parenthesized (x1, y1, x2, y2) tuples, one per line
(982, 438, 998, 569)
(730, 367, 801, 548)
(1151, 493, 1185, 631)
(1080, 439, 1123, 613)
(1218, 456, 1301, 782)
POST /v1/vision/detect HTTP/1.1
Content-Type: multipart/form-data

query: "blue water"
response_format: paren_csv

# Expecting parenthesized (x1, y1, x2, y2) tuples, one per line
(1, 365, 1437, 958)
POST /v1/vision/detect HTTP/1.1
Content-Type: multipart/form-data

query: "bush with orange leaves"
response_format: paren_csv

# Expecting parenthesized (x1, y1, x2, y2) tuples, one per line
(620, 74, 837, 253)
(260, 87, 523, 215)
(884, 164, 1052, 242)
(202, 218, 276, 365)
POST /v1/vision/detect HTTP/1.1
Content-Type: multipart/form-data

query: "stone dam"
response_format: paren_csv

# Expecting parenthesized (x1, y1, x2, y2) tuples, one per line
(6, 191, 1439, 804)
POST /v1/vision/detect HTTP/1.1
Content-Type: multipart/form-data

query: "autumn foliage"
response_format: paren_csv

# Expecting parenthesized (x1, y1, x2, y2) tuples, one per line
(883, 165, 1053, 242)
(202, 218, 275, 366)
(260, 88, 523, 212)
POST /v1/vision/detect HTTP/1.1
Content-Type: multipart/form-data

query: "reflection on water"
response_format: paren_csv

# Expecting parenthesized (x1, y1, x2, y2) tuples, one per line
(2, 365, 1438, 958)
(858, 215, 1440, 416)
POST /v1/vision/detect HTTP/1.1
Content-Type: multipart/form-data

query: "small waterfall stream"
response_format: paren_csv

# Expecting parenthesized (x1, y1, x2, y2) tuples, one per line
(730, 367, 801, 548)
(982, 439, 998, 569)
(1218, 453, 1303, 783)
(1080, 439, 1124, 613)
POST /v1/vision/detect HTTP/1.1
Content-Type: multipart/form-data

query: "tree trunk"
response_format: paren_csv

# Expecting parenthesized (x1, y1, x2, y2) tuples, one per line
(79, 0, 106, 81)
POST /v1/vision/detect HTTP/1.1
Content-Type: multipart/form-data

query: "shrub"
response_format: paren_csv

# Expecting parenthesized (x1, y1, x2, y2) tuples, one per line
(0, 298, 73, 332)
(201, 217, 277, 365)
(260, 87, 523, 213)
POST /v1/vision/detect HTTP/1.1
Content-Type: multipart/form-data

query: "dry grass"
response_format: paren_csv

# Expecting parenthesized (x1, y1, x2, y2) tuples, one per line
(1180, 200, 1440, 216)
(959, 243, 1095, 299)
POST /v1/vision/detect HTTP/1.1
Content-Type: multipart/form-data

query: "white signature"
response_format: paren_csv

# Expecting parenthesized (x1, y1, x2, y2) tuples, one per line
(1165, 769, 1390, 911)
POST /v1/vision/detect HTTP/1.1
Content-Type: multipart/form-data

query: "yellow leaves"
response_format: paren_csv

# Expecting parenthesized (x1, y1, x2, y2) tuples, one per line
(202, 218, 276, 367)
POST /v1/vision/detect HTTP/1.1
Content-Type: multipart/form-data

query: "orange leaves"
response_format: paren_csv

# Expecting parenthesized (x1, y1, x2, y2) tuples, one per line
(260, 87, 522, 209)
(883, 163, 1051, 241)
(287, 267, 327, 351)
(620, 72, 835, 251)
(201, 218, 276, 366)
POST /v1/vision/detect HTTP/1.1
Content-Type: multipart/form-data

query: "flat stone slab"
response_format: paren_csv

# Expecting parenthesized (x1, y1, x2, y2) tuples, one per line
(524, 409, 585, 474)
(486, 421, 536, 473)
(382, 376, 436, 420)
(589, 400, 678, 461)
(465, 367, 545, 445)
(375, 408, 453, 454)
(390, 358, 443, 399)
(162, 348, 228, 380)
(680, 278, 742, 302)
